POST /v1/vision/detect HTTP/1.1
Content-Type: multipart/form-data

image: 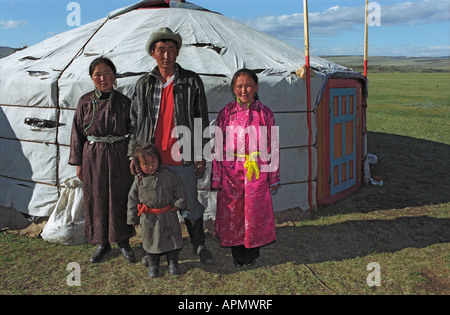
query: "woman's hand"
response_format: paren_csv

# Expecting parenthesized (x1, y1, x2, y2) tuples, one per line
(76, 165, 83, 181)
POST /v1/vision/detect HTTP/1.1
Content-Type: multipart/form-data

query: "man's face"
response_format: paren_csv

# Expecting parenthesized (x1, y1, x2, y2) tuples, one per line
(151, 40, 178, 72)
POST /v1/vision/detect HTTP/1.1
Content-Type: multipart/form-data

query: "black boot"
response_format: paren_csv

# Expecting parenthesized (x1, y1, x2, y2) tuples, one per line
(117, 239, 136, 263)
(147, 254, 160, 278)
(90, 243, 111, 263)
(167, 250, 181, 276)
(185, 217, 213, 264)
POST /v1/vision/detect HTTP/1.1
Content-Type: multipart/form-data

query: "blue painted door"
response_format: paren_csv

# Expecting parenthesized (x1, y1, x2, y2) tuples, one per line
(330, 88, 357, 195)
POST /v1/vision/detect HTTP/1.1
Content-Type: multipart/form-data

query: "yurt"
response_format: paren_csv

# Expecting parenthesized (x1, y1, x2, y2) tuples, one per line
(0, 0, 368, 229)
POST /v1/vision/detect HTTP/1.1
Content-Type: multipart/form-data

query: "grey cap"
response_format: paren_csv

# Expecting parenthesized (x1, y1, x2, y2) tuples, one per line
(146, 27, 182, 55)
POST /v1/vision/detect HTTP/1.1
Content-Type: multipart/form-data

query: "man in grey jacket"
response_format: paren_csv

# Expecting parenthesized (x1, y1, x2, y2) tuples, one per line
(128, 27, 213, 264)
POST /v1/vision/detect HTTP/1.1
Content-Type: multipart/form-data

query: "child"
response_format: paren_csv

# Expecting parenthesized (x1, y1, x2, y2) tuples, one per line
(127, 143, 186, 278)
(211, 69, 280, 267)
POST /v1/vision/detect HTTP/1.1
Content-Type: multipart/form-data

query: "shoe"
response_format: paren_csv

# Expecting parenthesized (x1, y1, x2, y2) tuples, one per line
(90, 243, 111, 263)
(245, 258, 256, 266)
(233, 259, 244, 267)
(197, 245, 214, 265)
(117, 239, 136, 263)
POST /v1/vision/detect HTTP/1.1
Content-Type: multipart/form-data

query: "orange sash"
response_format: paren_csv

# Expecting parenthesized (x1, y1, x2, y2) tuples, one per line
(137, 204, 172, 217)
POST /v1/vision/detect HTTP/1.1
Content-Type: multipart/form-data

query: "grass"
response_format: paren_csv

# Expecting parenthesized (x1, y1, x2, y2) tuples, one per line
(366, 73, 450, 144)
(1, 72, 449, 296)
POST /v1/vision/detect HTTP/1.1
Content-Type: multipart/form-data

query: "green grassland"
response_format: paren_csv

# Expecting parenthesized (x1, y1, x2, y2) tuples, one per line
(367, 72, 450, 144)
(1, 70, 449, 296)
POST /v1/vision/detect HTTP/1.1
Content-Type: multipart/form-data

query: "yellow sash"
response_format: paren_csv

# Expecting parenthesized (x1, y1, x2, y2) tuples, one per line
(235, 151, 260, 181)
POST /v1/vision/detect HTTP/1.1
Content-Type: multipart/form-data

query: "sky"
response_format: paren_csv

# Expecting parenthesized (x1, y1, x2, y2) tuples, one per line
(0, 0, 449, 56)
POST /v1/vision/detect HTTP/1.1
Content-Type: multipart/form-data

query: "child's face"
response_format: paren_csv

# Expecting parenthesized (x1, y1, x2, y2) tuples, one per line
(139, 154, 159, 175)
(233, 74, 258, 104)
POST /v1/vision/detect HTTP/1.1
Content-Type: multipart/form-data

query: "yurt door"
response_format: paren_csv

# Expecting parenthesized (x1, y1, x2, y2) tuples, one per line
(329, 88, 357, 195)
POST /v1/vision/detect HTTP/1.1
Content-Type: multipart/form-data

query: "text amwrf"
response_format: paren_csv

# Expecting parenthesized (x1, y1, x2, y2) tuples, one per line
(178, 299, 273, 312)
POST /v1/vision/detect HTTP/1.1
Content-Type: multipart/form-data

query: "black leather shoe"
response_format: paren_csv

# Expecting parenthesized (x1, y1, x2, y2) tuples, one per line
(90, 243, 111, 263)
(198, 245, 214, 265)
(117, 239, 136, 263)
(233, 259, 244, 267)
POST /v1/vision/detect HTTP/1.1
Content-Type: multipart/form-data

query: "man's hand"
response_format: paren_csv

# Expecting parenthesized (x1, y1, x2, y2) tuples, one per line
(194, 160, 206, 177)
(129, 160, 141, 176)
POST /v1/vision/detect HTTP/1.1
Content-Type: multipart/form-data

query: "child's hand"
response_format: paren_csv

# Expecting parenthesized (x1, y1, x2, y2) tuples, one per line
(270, 184, 280, 192)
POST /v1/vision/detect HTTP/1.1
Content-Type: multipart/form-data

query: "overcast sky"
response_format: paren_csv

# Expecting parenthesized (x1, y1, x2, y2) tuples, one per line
(0, 0, 449, 56)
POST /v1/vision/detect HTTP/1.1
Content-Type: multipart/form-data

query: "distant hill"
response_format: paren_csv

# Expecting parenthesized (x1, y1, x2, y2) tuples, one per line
(0, 46, 18, 58)
(321, 56, 450, 73)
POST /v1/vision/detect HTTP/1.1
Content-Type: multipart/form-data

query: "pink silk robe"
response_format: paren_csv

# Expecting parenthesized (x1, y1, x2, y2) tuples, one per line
(211, 100, 280, 248)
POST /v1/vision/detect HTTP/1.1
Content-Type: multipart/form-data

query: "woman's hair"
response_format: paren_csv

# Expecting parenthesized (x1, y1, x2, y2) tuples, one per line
(133, 143, 161, 166)
(231, 68, 259, 100)
(89, 57, 117, 76)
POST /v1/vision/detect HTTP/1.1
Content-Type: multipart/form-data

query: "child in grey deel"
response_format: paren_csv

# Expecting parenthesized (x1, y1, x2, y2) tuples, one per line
(127, 143, 186, 278)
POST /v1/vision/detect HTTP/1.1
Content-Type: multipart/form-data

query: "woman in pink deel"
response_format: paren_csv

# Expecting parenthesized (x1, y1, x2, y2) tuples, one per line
(211, 69, 280, 267)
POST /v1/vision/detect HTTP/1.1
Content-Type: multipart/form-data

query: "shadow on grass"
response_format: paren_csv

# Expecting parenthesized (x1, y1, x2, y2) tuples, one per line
(267, 215, 450, 265)
(166, 215, 450, 275)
